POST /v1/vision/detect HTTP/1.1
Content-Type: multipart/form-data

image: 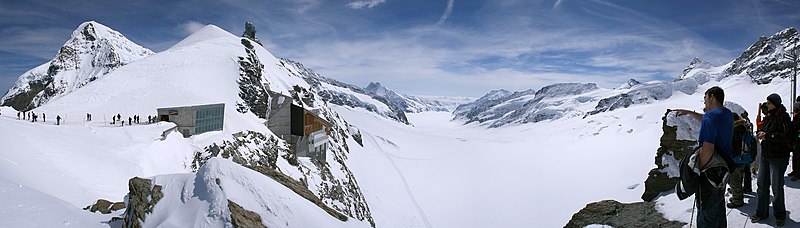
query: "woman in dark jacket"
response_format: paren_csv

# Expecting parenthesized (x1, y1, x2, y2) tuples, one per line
(752, 93, 792, 226)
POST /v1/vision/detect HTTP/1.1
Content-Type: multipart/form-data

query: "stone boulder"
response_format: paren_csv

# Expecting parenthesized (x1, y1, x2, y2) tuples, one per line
(84, 199, 125, 214)
(565, 200, 686, 228)
(641, 109, 697, 201)
(121, 177, 164, 228)
(228, 200, 266, 228)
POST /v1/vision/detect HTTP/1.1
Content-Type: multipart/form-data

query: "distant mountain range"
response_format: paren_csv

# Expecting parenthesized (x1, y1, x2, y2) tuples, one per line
(455, 27, 799, 127)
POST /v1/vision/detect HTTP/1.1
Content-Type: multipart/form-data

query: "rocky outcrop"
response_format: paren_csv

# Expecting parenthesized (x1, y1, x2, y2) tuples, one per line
(641, 110, 697, 201)
(83, 199, 125, 214)
(241, 22, 263, 46)
(121, 177, 164, 228)
(565, 200, 686, 228)
(236, 38, 270, 118)
(228, 200, 267, 228)
(193, 129, 374, 226)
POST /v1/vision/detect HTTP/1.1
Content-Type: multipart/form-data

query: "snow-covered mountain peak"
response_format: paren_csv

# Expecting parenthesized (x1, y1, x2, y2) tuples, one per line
(1, 21, 153, 111)
(724, 26, 798, 84)
(680, 57, 714, 79)
(617, 79, 642, 90)
(169, 24, 238, 50)
(365, 82, 390, 96)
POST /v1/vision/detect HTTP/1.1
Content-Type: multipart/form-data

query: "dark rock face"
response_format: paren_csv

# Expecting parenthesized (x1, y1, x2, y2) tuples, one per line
(121, 177, 164, 228)
(236, 39, 270, 118)
(228, 200, 266, 228)
(641, 110, 696, 201)
(587, 93, 635, 116)
(724, 27, 798, 84)
(565, 200, 686, 228)
(82, 23, 97, 41)
(84, 199, 125, 214)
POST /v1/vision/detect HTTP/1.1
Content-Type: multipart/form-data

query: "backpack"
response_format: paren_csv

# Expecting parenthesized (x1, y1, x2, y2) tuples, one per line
(731, 122, 757, 165)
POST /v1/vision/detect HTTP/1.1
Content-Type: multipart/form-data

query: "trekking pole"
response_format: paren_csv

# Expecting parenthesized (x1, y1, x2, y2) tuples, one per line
(690, 194, 696, 228)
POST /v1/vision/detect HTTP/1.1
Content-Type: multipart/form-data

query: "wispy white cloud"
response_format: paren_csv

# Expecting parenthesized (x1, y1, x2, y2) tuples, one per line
(181, 20, 206, 36)
(436, 0, 455, 25)
(347, 0, 386, 9)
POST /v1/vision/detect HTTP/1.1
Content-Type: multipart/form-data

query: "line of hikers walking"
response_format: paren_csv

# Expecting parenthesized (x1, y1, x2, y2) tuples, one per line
(17, 111, 61, 125)
(675, 87, 800, 227)
(15, 111, 158, 126)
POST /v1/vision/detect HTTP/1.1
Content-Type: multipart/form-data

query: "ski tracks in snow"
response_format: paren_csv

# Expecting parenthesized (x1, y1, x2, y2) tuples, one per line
(364, 132, 433, 228)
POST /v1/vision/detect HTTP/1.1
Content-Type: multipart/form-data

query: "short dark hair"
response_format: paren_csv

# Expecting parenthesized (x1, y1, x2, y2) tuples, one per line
(705, 86, 724, 104)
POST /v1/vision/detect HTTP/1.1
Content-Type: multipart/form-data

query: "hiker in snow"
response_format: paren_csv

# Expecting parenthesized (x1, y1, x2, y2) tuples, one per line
(56, 115, 61, 125)
(117, 114, 121, 122)
(129, 117, 132, 126)
(86, 113, 91, 121)
(31, 112, 37, 122)
(751, 93, 792, 226)
(740, 112, 755, 194)
(726, 113, 756, 208)
(27, 112, 30, 120)
(17, 111, 20, 120)
(673, 86, 734, 227)
(42, 113, 45, 122)
(147, 115, 151, 123)
(790, 101, 800, 181)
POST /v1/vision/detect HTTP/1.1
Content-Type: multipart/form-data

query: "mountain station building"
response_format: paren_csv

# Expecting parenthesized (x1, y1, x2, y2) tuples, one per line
(157, 103, 225, 137)
(267, 93, 332, 163)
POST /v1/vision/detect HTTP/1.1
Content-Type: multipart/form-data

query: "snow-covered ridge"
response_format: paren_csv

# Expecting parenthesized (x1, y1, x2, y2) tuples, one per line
(453, 83, 604, 127)
(364, 82, 469, 113)
(1, 21, 153, 111)
(279, 58, 411, 124)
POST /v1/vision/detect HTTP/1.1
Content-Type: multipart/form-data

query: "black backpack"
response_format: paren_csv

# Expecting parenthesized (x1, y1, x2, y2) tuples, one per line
(731, 121, 757, 164)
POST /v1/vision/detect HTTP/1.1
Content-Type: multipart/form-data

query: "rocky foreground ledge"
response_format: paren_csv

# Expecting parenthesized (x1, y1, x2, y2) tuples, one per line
(565, 200, 685, 227)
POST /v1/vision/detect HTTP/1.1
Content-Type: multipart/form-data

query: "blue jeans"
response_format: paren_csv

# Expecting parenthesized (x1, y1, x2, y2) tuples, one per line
(697, 174, 726, 227)
(756, 156, 789, 219)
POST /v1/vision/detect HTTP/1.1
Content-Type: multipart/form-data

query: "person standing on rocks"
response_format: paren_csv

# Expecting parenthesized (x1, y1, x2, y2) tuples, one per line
(673, 86, 734, 228)
(751, 93, 792, 227)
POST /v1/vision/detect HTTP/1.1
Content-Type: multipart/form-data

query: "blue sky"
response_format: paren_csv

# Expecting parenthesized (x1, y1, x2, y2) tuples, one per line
(1, 0, 799, 97)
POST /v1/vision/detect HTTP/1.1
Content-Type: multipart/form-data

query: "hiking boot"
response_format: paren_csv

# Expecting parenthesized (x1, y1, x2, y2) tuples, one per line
(727, 201, 744, 208)
(777, 218, 785, 227)
(751, 214, 767, 223)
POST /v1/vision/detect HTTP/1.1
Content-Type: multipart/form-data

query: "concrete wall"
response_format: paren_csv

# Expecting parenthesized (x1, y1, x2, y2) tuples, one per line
(267, 94, 293, 136)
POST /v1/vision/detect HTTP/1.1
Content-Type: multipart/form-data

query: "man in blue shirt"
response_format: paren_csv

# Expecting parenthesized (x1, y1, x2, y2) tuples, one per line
(675, 86, 734, 227)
